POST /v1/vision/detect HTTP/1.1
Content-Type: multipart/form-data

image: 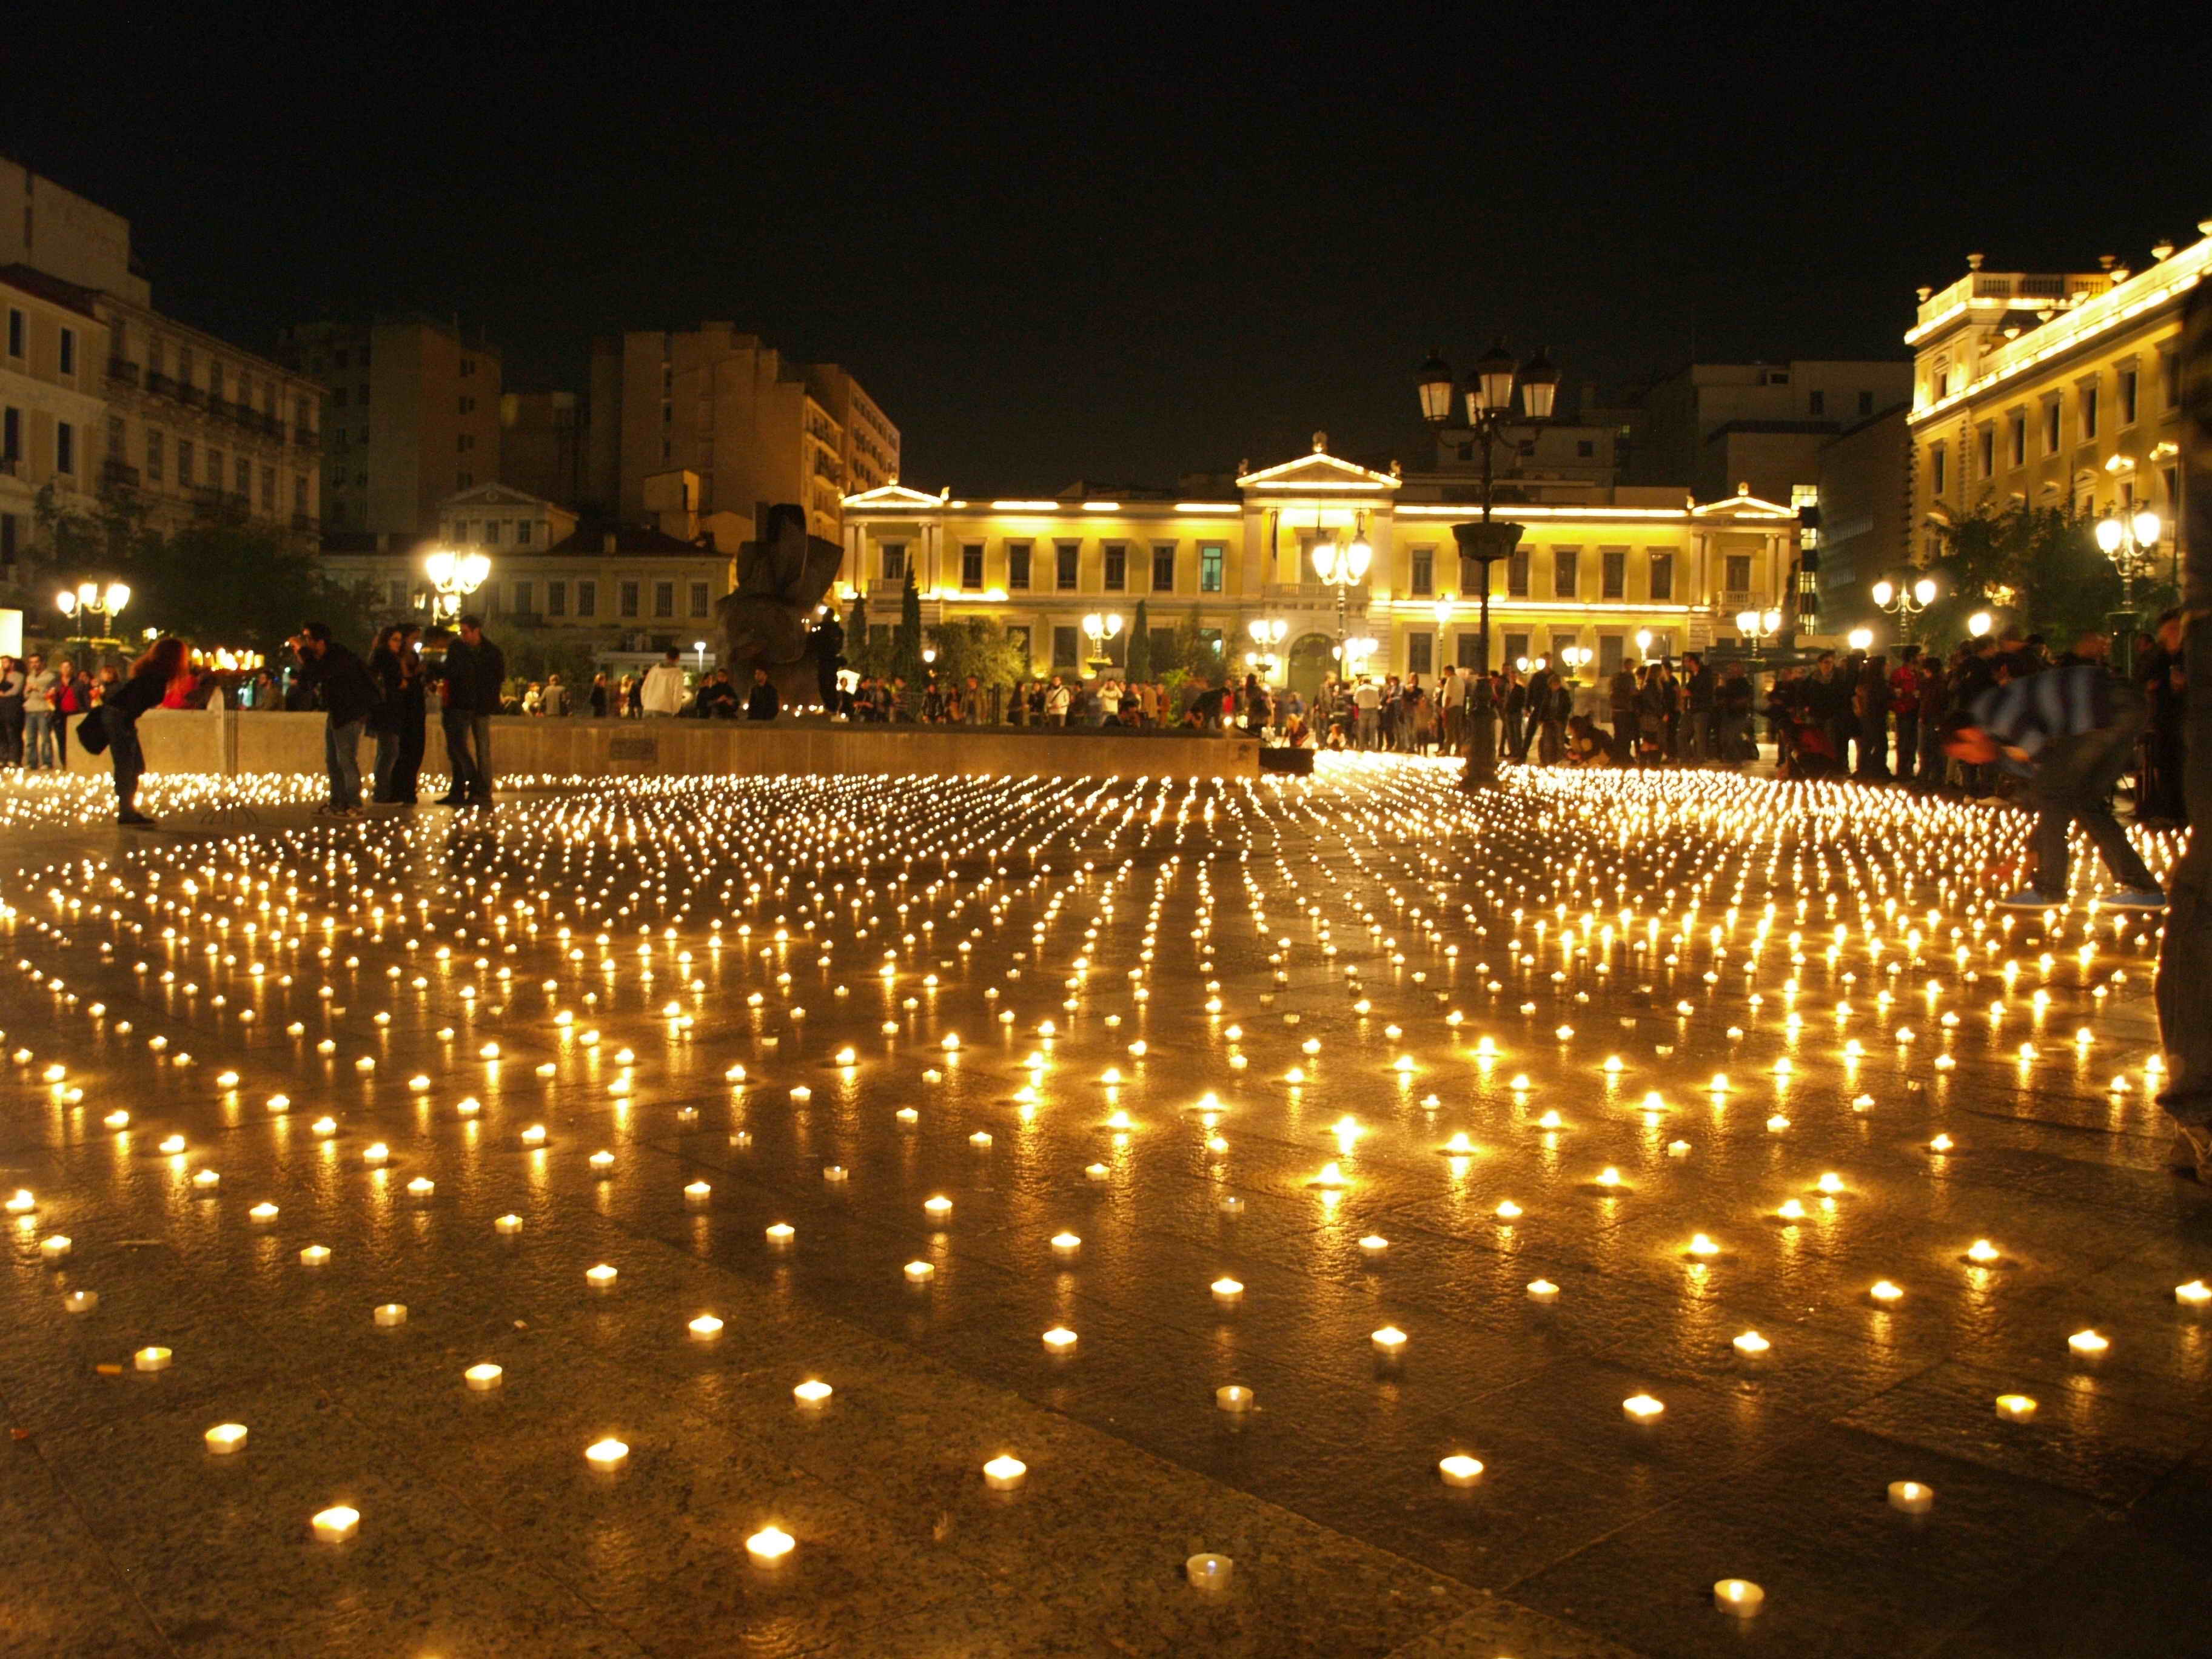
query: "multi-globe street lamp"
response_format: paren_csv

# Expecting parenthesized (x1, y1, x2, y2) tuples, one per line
(1312, 535, 1372, 677)
(1419, 342, 1558, 675)
(1870, 575, 1940, 640)
(1735, 606, 1783, 671)
(423, 549, 490, 623)
(1081, 611, 1123, 677)
(1246, 616, 1288, 681)
(55, 580, 131, 649)
(2094, 508, 2163, 670)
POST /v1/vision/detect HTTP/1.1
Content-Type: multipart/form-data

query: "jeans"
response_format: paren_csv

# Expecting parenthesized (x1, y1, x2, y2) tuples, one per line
(326, 717, 365, 809)
(2027, 701, 2157, 899)
(109, 709, 144, 814)
(442, 711, 492, 801)
(372, 729, 401, 802)
(1714, 712, 1748, 765)
(1684, 709, 1711, 762)
(1893, 713, 1920, 781)
(25, 710, 54, 768)
(1356, 709, 1378, 748)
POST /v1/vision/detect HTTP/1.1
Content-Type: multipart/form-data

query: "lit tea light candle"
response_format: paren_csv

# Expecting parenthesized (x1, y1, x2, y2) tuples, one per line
(1888, 1480, 1935, 1514)
(1438, 1454, 1484, 1487)
(765, 1222, 794, 1247)
(374, 1303, 407, 1327)
(684, 1181, 712, 1204)
(192, 1169, 221, 1191)
(1051, 1232, 1082, 1258)
(300, 1244, 331, 1267)
(2176, 1280, 2211, 1307)
(1041, 1326, 1078, 1353)
(584, 1437, 628, 1472)
(1965, 1239, 2000, 1264)
(1085, 1162, 1110, 1181)
(1714, 1579, 1765, 1618)
(1211, 1276, 1244, 1304)
(923, 1195, 953, 1221)
(1358, 1235, 1389, 1256)
(982, 1455, 1027, 1491)
(1371, 1324, 1407, 1354)
(312, 1505, 360, 1543)
(363, 1142, 389, 1165)
(495, 1214, 523, 1235)
(406, 1177, 435, 1198)
(1215, 1384, 1254, 1412)
(39, 1234, 70, 1261)
(745, 1526, 794, 1568)
(521, 1125, 546, 1146)
(1732, 1330, 1771, 1357)
(1995, 1393, 2039, 1422)
(1187, 1552, 1233, 1591)
(1526, 1278, 1560, 1304)
(585, 1264, 618, 1289)
(822, 1165, 848, 1184)
(159, 1136, 186, 1155)
(793, 1379, 833, 1407)
(1621, 1393, 1664, 1424)
(204, 1421, 249, 1454)
(903, 1259, 935, 1282)
(64, 1290, 97, 1313)
(135, 1346, 172, 1372)
(2067, 1329, 2110, 1358)
(589, 1150, 615, 1173)
(1869, 1279, 1903, 1304)
(464, 1363, 503, 1391)
(688, 1314, 725, 1340)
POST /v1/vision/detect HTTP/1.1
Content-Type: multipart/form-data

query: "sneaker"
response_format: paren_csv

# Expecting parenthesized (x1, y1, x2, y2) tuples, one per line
(2103, 888, 2167, 910)
(1994, 888, 2061, 910)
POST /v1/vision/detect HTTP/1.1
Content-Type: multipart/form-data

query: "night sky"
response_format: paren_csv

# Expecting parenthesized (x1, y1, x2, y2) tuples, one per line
(10, 8, 2209, 495)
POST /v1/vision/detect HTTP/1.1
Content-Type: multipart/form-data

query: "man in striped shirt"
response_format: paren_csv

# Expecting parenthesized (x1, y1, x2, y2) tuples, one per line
(1939, 662, 2164, 911)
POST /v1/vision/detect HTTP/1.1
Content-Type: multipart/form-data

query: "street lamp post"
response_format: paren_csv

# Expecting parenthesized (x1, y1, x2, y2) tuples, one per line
(423, 549, 491, 623)
(55, 580, 132, 652)
(1421, 342, 1558, 674)
(1869, 575, 1939, 640)
(2094, 508, 2163, 672)
(1735, 607, 1782, 672)
(1312, 537, 1372, 677)
(1080, 612, 1122, 678)
(1247, 616, 1288, 682)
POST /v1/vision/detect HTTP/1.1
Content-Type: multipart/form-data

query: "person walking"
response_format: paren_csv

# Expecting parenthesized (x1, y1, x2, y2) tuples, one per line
(1939, 661, 2165, 910)
(640, 649, 687, 717)
(85, 637, 189, 826)
(291, 622, 379, 817)
(435, 614, 504, 808)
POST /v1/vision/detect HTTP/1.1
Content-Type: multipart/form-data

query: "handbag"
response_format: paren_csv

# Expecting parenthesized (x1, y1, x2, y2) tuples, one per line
(77, 706, 111, 756)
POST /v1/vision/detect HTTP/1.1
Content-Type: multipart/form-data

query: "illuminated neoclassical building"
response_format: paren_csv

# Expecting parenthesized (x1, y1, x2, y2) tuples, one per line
(1908, 220, 2205, 561)
(841, 437, 1799, 694)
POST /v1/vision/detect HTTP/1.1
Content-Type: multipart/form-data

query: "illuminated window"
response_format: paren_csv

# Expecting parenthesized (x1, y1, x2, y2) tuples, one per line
(1507, 551, 1530, 597)
(1056, 542, 1079, 590)
(1151, 545, 1175, 590)
(1199, 543, 1225, 592)
(2043, 401, 2060, 454)
(1410, 548, 1433, 595)
(1725, 554, 1753, 594)
(1552, 548, 1578, 598)
(1929, 443, 1946, 495)
(2079, 383, 2098, 441)
(1006, 542, 1031, 589)
(1601, 549, 1626, 599)
(1649, 551, 1674, 601)
(961, 544, 984, 590)
(2119, 369, 2139, 426)
(882, 543, 907, 581)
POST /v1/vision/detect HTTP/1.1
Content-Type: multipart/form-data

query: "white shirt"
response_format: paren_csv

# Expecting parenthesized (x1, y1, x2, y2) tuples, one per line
(640, 663, 688, 715)
(1353, 683, 1381, 712)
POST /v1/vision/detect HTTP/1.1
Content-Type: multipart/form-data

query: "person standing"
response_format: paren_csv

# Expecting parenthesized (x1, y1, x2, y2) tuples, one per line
(390, 625, 427, 804)
(745, 667, 780, 721)
(291, 622, 379, 817)
(435, 614, 504, 808)
(640, 649, 686, 717)
(1939, 662, 2164, 910)
(50, 657, 87, 767)
(1714, 660, 1753, 763)
(589, 672, 611, 717)
(1607, 659, 1637, 763)
(1682, 652, 1715, 763)
(366, 626, 407, 802)
(0, 655, 23, 768)
(22, 653, 56, 769)
(1889, 647, 1923, 783)
(1855, 655, 1893, 780)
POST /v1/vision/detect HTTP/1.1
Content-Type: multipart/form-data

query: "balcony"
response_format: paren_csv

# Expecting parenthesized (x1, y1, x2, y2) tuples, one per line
(179, 384, 206, 409)
(102, 458, 141, 489)
(293, 425, 320, 449)
(107, 358, 141, 387)
(146, 371, 179, 400)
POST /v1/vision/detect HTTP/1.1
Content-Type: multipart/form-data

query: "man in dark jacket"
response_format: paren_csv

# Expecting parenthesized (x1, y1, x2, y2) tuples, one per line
(292, 622, 379, 817)
(1940, 663, 2164, 911)
(1682, 652, 1715, 763)
(435, 614, 504, 808)
(745, 667, 780, 721)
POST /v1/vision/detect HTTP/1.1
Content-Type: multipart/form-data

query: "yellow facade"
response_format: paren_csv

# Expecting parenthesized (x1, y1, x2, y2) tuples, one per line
(1907, 223, 2205, 562)
(842, 438, 1797, 688)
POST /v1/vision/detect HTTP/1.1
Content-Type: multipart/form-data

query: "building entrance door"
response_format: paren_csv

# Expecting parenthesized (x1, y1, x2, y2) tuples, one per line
(1287, 632, 1335, 703)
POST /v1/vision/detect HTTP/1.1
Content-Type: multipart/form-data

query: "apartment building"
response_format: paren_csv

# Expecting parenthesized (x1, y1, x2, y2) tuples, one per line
(278, 318, 501, 536)
(1, 265, 107, 566)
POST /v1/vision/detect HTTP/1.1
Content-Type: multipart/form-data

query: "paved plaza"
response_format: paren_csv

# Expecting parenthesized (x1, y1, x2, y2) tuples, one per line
(1, 760, 2205, 1658)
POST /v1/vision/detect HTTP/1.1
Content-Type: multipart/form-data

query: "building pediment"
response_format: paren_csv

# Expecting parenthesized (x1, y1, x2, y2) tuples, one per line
(843, 481, 943, 511)
(1691, 489, 1797, 518)
(1236, 434, 1400, 494)
(441, 481, 555, 511)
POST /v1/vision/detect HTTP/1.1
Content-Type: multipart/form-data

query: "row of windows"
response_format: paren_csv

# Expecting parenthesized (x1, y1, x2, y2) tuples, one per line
(1, 406, 74, 474)
(5, 307, 78, 374)
(877, 540, 1721, 602)
(441, 518, 544, 547)
(377, 577, 712, 621)
(1931, 354, 2182, 493)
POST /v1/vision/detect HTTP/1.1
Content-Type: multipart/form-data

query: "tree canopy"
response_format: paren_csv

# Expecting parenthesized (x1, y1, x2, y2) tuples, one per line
(1924, 503, 2175, 649)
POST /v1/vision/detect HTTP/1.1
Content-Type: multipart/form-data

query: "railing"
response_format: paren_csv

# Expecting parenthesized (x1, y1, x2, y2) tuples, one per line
(107, 358, 141, 386)
(102, 459, 141, 488)
(179, 384, 206, 408)
(147, 371, 178, 399)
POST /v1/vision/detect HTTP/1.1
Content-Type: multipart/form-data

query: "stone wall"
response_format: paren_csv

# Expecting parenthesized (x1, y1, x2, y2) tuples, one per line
(64, 710, 1260, 781)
